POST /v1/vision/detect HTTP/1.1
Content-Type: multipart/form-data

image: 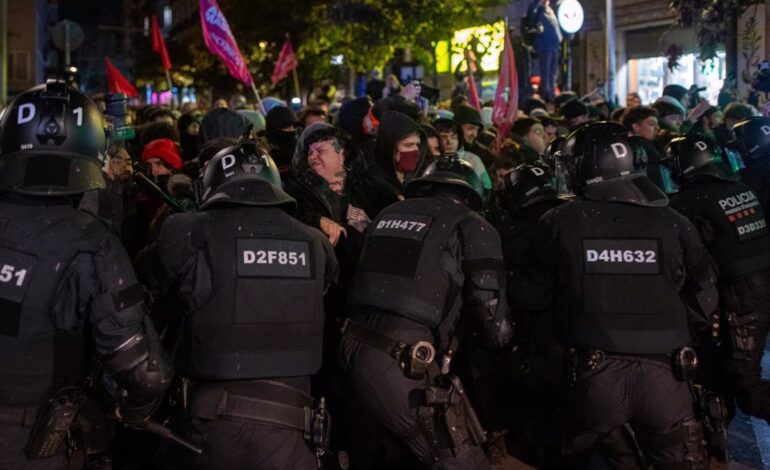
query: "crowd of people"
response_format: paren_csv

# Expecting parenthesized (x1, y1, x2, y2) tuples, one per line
(0, 72, 769, 470)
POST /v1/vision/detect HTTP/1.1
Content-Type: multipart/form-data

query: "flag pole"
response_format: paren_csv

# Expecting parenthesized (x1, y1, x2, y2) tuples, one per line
(292, 67, 301, 103)
(286, 33, 301, 102)
(165, 69, 176, 109)
(250, 80, 266, 115)
(464, 47, 480, 111)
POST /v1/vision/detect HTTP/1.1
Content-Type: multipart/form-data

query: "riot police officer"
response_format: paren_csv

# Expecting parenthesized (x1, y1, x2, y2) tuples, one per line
(732, 116, 770, 213)
(157, 140, 338, 469)
(497, 163, 564, 275)
(490, 163, 565, 466)
(341, 156, 514, 469)
(664, 135, 770, 424)
(513, 122, 718, 469)
(0, 81, 173, 468)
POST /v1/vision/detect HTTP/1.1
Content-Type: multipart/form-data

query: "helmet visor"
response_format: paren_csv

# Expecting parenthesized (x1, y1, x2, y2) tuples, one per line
(554, 158, 575, 196)
(725, 147, 746, 173)
(659, 165, 679, 195)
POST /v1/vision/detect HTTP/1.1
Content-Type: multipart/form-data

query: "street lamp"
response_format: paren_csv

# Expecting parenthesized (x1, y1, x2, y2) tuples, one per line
(557, 0, 584, 91)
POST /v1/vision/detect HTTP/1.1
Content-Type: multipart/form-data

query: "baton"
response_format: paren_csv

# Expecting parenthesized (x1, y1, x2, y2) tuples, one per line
(141, 419, 203, 455)
(134, 172, 183, 212)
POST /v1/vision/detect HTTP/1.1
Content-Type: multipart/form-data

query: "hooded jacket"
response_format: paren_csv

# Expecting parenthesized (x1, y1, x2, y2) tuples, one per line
(177, 111, 202, 162)
(373, 111, 428, 194)
(336, 97, 375, 162)
(286, 123, 398, 230)
(199, 108, 253, 146)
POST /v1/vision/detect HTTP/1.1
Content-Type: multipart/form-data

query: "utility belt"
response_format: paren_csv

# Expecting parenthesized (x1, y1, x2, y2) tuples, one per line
(341, 319, 487, 460)
(341, 318, 439, 379)
(565, 346, 729, 462)
(720, 269, 770, 361)
(564, 347, 698, 385)
(186, 379, 330, 455)
(723, 268, 770, 297)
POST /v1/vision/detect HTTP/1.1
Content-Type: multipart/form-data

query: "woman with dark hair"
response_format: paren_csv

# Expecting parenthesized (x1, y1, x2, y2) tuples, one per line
(286, 123, 395, 246)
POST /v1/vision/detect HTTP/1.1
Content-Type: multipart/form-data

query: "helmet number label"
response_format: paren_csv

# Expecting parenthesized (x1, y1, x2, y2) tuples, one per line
(221, 154, 237, 177)
(17, 103, 35, 125)
(72, 107, 83, 126)
(583, 239, 661, 274)
(610, 142, 628, 159)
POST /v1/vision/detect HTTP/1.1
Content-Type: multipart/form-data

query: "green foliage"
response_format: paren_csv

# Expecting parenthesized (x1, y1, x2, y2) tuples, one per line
(136, 0, 506, 95)
(300, 0, 506, 77)
(669, 0, 760, 62)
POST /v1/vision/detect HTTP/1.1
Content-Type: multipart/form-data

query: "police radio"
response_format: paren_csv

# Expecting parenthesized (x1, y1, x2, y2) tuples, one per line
(25, 387, 84, 459)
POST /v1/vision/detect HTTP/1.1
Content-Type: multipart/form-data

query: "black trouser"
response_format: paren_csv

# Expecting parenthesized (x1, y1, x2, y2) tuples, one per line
(720, 280, 770, 422)
(560, 357, 707, 469)
(158, 416, 316, 470)
(157, 379, 318, 470)
(339, 324, 489, 470)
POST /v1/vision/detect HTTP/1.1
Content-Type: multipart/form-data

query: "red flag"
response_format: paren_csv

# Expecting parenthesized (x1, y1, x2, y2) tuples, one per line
(492, 27, 518, 148)
(105, 57, 138, 97)
(464, 49, 481, 110)
(200, 0, 253, 86)
(151, 15, 172, 71)
(271, 38, 298, 85)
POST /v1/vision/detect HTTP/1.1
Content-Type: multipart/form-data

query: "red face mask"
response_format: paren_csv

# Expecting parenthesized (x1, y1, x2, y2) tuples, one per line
(396, 149, 420, 173)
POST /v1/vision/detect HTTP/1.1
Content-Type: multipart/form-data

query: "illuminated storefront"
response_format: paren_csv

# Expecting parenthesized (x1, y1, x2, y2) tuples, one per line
(615, 23, 726, 104)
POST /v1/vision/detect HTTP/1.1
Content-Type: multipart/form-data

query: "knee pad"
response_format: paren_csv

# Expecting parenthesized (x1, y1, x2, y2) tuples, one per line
(637, 416, 708, 470)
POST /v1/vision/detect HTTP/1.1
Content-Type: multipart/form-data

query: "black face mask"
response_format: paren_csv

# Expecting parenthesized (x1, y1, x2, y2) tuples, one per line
(266, 128, 298, 168)
(180, 133, 200, 162)
(267, 127, 298, 149)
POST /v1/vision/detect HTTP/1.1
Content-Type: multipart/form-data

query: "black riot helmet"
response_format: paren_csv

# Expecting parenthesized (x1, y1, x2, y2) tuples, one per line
(561, 121, 668, 206)
(0, 80, 107, 195)
(731, 116, 770, 163)
(404, 155, 485, 210)
(663, 134, 738, 184)
(500, 163, 557, 212)
(199, 140, 296, 210)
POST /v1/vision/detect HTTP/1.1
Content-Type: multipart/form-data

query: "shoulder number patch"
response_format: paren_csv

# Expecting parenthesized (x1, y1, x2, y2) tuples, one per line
(370, 213, 433, 241)
(717, 190, 768, 243)
(583, 239, 661, 275)
(237, 239, 312, 279)
(0, 246, 37, 337)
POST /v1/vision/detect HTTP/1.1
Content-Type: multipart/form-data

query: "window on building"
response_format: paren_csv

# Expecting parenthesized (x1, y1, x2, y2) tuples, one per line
(163, 6, 173, 28)
(8, 51, 30, 82)
(628, 52, 726, 105)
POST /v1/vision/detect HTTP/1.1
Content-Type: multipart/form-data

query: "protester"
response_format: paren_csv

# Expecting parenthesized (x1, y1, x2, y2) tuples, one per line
(434, 117, 493, 191)
(526, 0, 562, 102)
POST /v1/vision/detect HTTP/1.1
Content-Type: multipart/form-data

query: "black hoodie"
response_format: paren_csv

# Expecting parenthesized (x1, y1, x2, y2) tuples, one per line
(373, 111, 428, 195)
(286, 123, 398, 229)
(336, 97, 375, 162)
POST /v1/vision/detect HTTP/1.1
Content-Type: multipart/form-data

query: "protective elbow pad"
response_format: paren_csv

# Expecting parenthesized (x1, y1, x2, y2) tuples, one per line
(465, 299, 514, 349)
(102, 324, 174, 413)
